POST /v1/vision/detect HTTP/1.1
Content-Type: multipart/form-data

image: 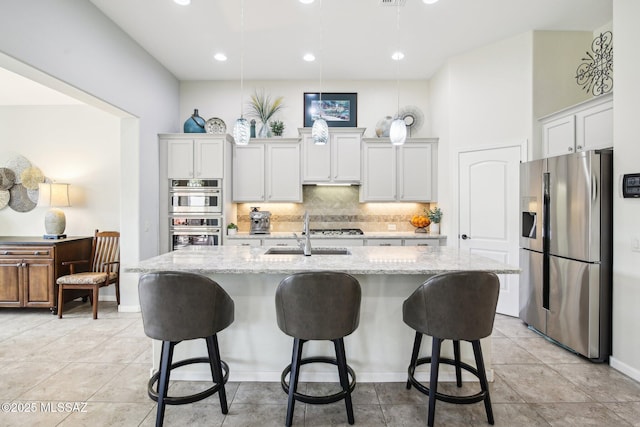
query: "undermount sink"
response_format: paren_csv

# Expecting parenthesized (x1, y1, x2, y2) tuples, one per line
(264, 247, 351, 255)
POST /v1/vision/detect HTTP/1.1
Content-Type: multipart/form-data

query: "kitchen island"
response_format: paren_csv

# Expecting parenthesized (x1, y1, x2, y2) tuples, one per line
(127, 245, 519, 382)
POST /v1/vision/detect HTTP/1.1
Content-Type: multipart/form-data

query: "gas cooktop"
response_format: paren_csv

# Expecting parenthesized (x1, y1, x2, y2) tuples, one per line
(308, 228, 364, 236)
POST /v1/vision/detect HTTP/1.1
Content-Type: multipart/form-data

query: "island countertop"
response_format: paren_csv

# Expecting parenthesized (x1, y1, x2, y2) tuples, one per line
(127, 245, 519, 383)
(126, 245, 519, 275)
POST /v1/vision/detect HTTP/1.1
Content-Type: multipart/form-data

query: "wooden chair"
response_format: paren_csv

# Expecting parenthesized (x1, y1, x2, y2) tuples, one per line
(57, 230, 120, 319)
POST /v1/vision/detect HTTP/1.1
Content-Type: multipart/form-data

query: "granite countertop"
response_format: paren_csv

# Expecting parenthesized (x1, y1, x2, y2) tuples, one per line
(226, 232, 445, 240)
(126, 245, 518, 275)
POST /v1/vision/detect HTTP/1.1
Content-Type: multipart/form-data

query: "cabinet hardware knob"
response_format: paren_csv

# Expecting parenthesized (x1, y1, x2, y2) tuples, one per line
(461, 234, 470, 240)
(577, 145, 583, 150)
(568, 147, 573, 152)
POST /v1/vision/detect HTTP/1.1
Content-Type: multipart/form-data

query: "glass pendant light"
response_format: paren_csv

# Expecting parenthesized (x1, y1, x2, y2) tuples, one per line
(389, 2, 406, 146)
(233, 0, 250, 145)
(312, 0, 329, 145)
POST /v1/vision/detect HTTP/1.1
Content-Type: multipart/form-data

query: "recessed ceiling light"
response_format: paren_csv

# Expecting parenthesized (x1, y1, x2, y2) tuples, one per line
(422, 0, 439, 4)
(299, 0, 315, 4)
(174, 0, 191, 5)
(214, 53, 227, 62)
(303, 53, 316, 62)
(392, 51, 405, 61)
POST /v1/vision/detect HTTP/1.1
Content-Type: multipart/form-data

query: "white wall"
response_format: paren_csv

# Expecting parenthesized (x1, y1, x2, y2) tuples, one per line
(610, 0, 640, 381)
(429, 32, 533, 240)
(0, 0, 180, 311)
(180, 80, 432, 139)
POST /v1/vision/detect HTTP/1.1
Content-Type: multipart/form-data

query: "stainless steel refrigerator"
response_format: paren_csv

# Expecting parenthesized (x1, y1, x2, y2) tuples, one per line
(519, 149, 612, 362)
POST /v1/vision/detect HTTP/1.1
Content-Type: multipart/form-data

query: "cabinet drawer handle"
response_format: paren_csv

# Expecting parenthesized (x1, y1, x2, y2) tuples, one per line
(380, 243, 392, 246)
(417, 244, 430, 246)
(240, 243, 251, 246)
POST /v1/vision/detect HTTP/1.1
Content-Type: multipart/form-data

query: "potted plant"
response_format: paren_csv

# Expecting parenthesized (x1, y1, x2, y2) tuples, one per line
(426, 207, 443, 235)
(248, 89, 285, 138)
(270, 120, 285, 137)
(227, 223, 238, 235)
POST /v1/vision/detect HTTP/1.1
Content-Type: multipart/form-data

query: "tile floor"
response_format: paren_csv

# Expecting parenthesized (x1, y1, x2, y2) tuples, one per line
(1, 301, 640, 426)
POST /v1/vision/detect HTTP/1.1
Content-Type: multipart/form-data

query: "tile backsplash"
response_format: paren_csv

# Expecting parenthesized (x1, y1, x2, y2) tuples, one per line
(236, 186, 431, 233)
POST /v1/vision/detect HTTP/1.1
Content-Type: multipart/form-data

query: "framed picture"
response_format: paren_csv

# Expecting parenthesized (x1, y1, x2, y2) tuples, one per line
(304, 92, 357, 127)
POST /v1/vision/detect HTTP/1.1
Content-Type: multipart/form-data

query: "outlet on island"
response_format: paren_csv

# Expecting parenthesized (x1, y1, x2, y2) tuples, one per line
(387, 223, 397, 231)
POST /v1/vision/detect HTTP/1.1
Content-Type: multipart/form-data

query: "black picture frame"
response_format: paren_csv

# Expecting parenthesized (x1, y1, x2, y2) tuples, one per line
(304, 92, 358, 127)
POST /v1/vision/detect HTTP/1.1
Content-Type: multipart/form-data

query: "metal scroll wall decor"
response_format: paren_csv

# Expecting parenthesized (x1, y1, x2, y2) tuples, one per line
(575, 31, 613, 96)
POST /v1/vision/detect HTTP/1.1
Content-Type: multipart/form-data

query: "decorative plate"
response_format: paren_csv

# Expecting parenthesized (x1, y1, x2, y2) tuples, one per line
(205, 117, 227, 134)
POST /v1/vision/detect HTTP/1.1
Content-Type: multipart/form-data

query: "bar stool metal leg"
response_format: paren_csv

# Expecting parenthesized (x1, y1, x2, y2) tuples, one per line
(453, 340, 462, 387)
(286, 338, 304, 427)
(428, 337, 442, 427)
(334, 338, 355, 425)
(472, 340, 494, 425)
(206, 335, 228, 414)
(406, 332, 423, 390)
(156, 341, 175, 427)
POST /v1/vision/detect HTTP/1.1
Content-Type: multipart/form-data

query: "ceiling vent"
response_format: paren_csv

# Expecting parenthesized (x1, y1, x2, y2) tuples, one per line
(379, 0, 407, 6)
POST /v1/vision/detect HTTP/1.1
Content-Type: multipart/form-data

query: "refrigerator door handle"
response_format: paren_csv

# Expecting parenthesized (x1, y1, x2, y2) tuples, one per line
(592, 175, 598, 202)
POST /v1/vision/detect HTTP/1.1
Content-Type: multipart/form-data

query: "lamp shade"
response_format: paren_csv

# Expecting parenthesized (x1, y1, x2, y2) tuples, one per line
(38, 183, 70, 207)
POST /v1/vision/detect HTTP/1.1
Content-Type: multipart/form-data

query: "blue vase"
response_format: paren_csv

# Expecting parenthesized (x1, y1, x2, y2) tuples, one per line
(184, 109, 206, 133)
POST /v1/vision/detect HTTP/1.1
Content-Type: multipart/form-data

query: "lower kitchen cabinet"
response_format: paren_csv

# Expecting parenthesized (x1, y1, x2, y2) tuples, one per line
(404, 238, 441, 247)
(0, 237, 92, 310)
(365, 238, 403, 246)
(224, 238, 262, 247)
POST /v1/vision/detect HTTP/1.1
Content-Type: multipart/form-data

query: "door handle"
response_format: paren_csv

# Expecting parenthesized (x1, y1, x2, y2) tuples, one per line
(461, 234, 470, 240)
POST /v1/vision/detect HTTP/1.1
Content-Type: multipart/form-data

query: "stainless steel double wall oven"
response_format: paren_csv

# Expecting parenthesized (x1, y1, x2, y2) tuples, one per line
(169, 179, 222, 250)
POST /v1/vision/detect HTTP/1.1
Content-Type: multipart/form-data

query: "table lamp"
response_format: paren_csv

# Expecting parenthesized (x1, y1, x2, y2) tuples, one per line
(38, 182, 70, 239)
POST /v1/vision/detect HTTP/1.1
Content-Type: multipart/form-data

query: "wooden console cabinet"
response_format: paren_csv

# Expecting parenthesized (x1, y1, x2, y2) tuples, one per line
(0, 236, 92, 310)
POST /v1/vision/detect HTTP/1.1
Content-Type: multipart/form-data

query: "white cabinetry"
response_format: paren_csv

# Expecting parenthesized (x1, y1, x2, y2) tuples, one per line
(360, 139, 438, 202)
(404, 238, 440, 247)
(541, 93, 613, 158)
(301, 128, 364, 184)
(166, 137, 224, 178)
(365, 238, 403, 246)
(232, 139, 301, 202)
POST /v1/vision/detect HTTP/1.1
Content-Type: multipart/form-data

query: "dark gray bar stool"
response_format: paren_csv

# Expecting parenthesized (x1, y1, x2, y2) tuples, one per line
(275, 271, 362, 427)
(138, 271, 234, 427)
(403, 271, 499, 427)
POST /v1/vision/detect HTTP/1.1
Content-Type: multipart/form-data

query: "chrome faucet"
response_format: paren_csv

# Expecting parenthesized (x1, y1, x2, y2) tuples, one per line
(293, 211, 312, 256)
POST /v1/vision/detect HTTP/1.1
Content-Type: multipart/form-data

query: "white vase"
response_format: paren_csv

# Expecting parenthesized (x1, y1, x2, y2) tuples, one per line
(429, 223, 440, 235)
(227, 228, 237, 235)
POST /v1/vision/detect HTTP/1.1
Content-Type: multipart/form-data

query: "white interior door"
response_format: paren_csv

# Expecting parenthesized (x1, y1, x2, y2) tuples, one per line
(458, 145, 522, 316)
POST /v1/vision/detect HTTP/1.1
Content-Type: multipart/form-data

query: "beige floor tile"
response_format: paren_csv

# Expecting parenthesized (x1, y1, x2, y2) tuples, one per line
(0, 361, 68, 400)
(512, 336, 588, 365)
(604, 402, 640, 426)
(0, 401, 72, 427)
(494, 364, 593, 403)
(532, 402, 633, 426)
(89, 363, 152, 403)
(492, 336, 543, 364)
(18, 362, 127, 402)
(58, 402, 154, 427)
(552, 363, 640, 402)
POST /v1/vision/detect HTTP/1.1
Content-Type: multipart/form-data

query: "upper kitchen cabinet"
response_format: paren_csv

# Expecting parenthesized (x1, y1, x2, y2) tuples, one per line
(233, 139, 302, 202)
(360, 138, 438, 202)
(300, 128, 365, 184)
(162, 134, 230, 179)
(540, 93, 613, 158)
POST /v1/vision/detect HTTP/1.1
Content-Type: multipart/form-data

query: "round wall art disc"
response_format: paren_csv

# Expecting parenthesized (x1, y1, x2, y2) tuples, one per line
(8, 184, 37, 212)
(0, 189, 9, 209)
(0, 167, 15, 190)
(5, 155, 31, 184)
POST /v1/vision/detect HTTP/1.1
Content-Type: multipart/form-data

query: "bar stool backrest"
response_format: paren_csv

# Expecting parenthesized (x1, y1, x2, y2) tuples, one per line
(276, 272, 361, 341)
(403, 271, 499, 341)
(139, 271, 234, 342)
